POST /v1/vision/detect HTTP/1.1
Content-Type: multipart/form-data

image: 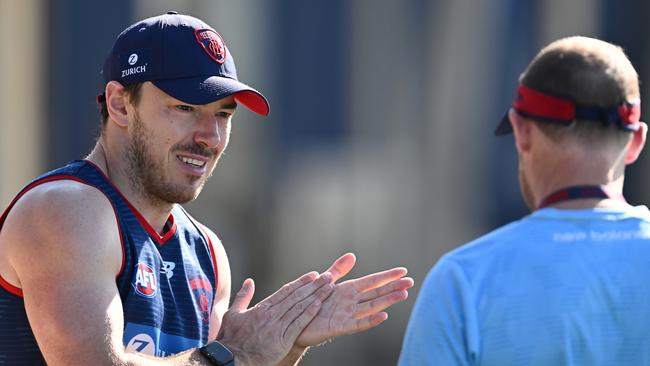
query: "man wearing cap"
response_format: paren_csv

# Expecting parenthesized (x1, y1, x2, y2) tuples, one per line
(0, 13, 413, 366)
(398, 36, 650, 365)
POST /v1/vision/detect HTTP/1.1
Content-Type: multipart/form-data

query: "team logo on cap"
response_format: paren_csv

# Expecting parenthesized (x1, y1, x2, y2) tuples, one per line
(133, 262, 158, 298)
(194, 29, 227, 64)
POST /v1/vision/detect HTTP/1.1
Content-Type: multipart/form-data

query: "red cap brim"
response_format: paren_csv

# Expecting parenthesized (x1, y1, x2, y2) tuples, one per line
(153, 76, 270, 116)
(234, 90, 270, 116)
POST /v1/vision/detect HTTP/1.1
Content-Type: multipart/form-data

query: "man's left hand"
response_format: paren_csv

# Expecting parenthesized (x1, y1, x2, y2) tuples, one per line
(295, 253, 414, 347)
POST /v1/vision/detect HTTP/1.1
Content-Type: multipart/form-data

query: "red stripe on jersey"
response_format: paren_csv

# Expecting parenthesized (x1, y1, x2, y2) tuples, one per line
(0, 274, 22, 297)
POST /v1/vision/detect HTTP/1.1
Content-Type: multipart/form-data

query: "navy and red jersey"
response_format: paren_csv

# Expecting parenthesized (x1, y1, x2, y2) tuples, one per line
(0, 160, 219, 365)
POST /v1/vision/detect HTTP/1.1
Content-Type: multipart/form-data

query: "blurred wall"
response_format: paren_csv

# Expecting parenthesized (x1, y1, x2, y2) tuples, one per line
(0, 0, 45, 207)
(1, 1, 650, 365)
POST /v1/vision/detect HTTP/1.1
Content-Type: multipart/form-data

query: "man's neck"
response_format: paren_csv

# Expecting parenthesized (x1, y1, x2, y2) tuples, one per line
(526, 143, 628, 210)
(86, 142, 173, 235)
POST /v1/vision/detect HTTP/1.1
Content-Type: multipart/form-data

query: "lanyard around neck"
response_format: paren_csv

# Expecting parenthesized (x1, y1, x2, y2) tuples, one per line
(537, 185, 626, 209)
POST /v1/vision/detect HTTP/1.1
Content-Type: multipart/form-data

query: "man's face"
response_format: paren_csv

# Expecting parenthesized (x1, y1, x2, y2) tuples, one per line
(124, 82, 235, 205)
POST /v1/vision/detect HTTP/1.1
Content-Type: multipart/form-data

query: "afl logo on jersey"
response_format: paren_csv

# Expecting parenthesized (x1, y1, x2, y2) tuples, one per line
(134, 263, 158, 298)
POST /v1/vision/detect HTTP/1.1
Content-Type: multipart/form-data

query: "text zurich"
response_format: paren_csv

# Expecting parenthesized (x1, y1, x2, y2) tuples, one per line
(122, 65, 146, 77)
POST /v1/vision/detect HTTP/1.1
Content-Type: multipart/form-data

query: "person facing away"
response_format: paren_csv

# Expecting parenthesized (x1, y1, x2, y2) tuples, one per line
(0, 12, 414, 366)
(398, 36, 650, 365)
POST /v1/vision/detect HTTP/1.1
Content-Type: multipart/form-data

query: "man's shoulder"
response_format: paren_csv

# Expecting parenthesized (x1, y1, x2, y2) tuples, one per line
(443, 218, 533, 263)
(422, 217, 541, 290)
(1, 178, 123, 284)
(10, 179, 114, 220)
(415, 219, 534, 300)
(2, 178, 120, 250)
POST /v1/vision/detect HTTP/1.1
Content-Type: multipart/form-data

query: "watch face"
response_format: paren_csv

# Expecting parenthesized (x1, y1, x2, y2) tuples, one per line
(201, 341, 234, 365)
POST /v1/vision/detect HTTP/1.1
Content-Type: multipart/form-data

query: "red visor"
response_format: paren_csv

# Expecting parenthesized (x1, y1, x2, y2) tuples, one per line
(495, 84, 641, 135)
(514, 85, 575, 122)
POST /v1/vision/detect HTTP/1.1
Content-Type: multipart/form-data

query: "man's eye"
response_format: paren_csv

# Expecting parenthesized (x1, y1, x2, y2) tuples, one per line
(176, 105, 194, 112)
(217, 111, 232, 118)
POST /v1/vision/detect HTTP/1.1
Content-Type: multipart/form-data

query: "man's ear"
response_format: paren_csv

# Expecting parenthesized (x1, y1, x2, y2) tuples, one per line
(509, 109, 533, 154)
(105, 81, 130, 128)
(624, 122, 647, 165)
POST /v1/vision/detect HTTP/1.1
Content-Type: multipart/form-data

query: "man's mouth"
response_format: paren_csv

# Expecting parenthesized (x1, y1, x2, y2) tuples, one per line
(178, 155, 207, 168)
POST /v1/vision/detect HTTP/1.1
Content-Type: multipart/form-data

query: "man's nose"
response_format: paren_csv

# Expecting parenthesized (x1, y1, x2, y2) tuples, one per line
(194, 112, 221, 149)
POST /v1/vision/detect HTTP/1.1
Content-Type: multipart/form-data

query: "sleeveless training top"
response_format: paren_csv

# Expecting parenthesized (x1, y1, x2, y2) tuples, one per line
(0, 160, 219, 365)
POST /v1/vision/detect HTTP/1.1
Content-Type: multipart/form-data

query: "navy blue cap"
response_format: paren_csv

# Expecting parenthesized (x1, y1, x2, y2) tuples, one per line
(101, 12, 269, 116)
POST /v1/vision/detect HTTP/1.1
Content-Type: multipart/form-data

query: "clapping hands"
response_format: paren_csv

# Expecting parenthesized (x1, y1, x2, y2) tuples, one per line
(296, 253, 414, 347)
(216, 253, 413, 366)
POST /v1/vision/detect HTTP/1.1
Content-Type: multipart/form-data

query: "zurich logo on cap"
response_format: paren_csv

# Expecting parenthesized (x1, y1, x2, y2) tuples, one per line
(128, 53, 139, 65)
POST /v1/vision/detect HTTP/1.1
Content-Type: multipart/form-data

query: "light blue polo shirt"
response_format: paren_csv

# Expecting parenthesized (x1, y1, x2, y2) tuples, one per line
(399, 206, 650, 365)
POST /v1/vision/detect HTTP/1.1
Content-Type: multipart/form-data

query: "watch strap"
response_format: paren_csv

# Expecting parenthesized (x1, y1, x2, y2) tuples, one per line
(199, 340, 235, 366)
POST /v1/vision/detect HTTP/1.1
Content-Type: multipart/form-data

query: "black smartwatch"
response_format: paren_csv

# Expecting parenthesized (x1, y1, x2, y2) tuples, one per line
(199, 340, 235, 366)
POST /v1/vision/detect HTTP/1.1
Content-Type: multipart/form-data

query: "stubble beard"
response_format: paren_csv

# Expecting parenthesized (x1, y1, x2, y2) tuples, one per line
(125, 112, 213, 206)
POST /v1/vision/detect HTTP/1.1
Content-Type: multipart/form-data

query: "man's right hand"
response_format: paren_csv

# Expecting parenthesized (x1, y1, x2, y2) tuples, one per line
(216, 272, 334, 366)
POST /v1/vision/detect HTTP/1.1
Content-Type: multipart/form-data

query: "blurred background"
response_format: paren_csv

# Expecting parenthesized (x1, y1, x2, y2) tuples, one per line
(1, 0, 650, 364)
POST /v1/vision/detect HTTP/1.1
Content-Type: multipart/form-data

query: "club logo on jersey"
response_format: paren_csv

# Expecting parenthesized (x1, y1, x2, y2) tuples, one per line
(194, 29, 227, 64)
(134, 262, 158, 298)
(126, 333, 156, 355)
(189, 274, 214, 323)
(161, 261, 176, 280)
